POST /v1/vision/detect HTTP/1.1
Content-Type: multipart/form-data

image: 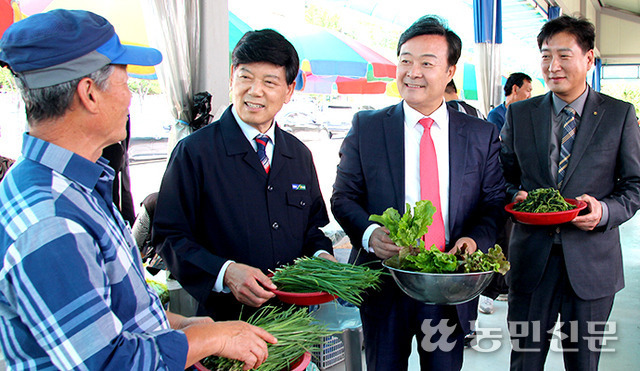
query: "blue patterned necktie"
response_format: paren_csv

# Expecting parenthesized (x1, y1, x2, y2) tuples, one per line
(254, 134, 271, 174)
(557, 105, 578, 188)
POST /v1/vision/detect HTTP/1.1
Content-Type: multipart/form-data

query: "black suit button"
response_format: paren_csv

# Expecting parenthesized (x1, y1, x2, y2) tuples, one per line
(272, 222, 279, 230)
(267, 185, 274, 191)
(299, 200, 306, 207)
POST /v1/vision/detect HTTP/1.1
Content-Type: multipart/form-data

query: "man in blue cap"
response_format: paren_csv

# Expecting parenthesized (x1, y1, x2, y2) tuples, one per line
(0, 9, 275, 370)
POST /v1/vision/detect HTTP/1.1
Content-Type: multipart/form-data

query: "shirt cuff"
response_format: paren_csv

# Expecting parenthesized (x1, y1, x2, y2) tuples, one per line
(596, 201, 609, 227)
(155, 329, 189, 371)
(213, 260, 234, 293)
(362, 224, 380, 253)
(313, 250, 331, 258)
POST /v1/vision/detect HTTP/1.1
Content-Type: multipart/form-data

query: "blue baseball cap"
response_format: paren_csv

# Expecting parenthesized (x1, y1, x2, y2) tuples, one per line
(0, 9, 162, 88)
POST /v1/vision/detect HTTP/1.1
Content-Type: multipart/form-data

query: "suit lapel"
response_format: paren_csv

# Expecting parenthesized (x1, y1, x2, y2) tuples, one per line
(562, 88, 604, 188)
(531, 93, 554, 185)
(383, 103, 406, 212)
(220, 106, 269, 178)
(447, 109, 468, 229)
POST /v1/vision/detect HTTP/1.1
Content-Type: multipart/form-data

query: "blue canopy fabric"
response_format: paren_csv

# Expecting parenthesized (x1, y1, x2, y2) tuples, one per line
(473, 0, 502, 44)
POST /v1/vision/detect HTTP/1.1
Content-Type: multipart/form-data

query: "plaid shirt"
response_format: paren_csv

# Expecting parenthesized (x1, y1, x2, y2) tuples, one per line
(0, 134, 187, 370)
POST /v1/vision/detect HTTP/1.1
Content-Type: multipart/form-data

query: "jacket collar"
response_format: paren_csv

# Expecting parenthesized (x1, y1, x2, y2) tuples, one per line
(219, 105, 294, 177)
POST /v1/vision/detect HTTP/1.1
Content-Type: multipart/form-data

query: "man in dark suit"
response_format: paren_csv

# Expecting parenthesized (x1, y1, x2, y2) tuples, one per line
(500, 15, 640, 370)
(153, 29, 334, 321)
(331, 16, 506, 370)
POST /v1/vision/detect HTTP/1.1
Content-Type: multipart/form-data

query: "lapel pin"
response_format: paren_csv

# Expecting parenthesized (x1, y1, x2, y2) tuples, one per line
(594, 111, 597, 115)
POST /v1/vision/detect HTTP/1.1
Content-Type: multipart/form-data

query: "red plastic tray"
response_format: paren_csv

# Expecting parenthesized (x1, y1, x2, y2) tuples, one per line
(270, 288, 337, 306)
(267, 273, 337, 305)
(505, 198, 587, 225)
(194, 351, 311, 371)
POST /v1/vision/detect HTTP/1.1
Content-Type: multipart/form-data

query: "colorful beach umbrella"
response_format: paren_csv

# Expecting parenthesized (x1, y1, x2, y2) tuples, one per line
(0, 0, 14, 39)
(6, 0, 252, 79)
(229, 11, 252, 51)
(279, 25, 396, 80)
(276, 25, 395, 94)
(302, 74, 389, 95)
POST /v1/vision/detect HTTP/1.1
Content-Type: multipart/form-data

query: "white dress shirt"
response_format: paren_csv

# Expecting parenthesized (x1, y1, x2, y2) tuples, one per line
(362, 99, 451, 251)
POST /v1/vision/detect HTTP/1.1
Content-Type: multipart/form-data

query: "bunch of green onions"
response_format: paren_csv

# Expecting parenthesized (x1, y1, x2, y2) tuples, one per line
(201, 306, 332, 371)
(270, 256, 384, 306)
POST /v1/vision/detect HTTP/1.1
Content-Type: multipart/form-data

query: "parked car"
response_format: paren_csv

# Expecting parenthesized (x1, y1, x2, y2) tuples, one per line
(277, 111, 331, 140)
(128, 121, 170, 164)
(128, 136, 169, 164)
(321, 105, 357, 139)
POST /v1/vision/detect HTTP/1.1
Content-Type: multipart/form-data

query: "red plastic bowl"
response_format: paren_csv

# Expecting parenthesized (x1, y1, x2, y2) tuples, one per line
(270, 288, 337, 306)
(194, 351, 311, 371)
(505, 198, 587, 225)
(267, 273, 337, 305)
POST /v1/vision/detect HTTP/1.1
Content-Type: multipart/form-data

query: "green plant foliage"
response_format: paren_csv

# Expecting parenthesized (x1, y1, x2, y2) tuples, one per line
(369, 200, 436, 251)
(0, 68, 17, 92)
(602, 82, 640, 117)
(127, 78, 163, 95)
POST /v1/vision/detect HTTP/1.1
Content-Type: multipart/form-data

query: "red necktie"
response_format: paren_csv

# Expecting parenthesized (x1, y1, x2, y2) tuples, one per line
(254, 134, 270, 174)
(419, 117, 445, 251)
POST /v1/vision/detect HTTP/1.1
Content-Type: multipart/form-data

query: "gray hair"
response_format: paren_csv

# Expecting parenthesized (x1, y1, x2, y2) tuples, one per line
(15, 64, 115, 124)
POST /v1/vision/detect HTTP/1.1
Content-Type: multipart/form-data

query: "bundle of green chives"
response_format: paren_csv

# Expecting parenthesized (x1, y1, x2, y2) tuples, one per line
(201, 306, 333, 371)
(270, 256, 384, 306)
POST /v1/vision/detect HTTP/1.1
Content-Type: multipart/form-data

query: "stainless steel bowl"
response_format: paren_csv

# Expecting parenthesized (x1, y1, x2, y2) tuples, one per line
(382, 259, 495, 305)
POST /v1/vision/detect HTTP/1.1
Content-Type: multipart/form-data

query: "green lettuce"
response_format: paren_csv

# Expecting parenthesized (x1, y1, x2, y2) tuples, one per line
(369, 200, 437, 251)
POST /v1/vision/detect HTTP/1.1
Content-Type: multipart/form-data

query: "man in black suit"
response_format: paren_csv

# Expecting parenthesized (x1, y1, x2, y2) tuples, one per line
(331, 16, 506, 370)
(153, 29, 334, 320)
(500, 15, 640, 370)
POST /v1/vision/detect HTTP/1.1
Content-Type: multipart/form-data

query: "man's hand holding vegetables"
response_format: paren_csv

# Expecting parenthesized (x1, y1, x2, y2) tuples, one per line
(572, 194, 602, 231)
(222, 252, 337, 307)
(369, 227, 402, 260)
(166, 312, 276, 370)
(370, 227, 477, 259)
(515, 190, 603, 231)
(446, 237, 477, 255)
(224, 263, 277, 307)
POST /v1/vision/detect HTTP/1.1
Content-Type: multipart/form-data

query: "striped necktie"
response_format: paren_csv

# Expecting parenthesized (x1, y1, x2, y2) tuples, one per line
(557, 106, 578, 188)
(419, 117, 446, 252)
(254, 134, 271, 174)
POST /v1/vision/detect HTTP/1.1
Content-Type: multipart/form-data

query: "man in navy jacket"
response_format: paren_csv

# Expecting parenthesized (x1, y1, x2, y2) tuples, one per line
(154, 29, 334, 321)
(331, 16, 505, 370)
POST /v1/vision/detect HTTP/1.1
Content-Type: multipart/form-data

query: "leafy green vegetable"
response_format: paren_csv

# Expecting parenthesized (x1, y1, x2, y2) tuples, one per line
(371, 202, 509, 275)
(270, 257, 384, 306)
(369, 200, 437, 252)
(513, 188, 576, 213)
(398, 244, 510, 275)
(201, 306, 334, 371)
(459, 245, 510, 275)
(146, 279, 169, 306)
(403, 248, 459, 273)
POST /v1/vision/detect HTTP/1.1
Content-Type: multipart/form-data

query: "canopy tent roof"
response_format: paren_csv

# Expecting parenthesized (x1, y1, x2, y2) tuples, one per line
(321, 0, 640, 67)
(546, 0, 640, 65)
